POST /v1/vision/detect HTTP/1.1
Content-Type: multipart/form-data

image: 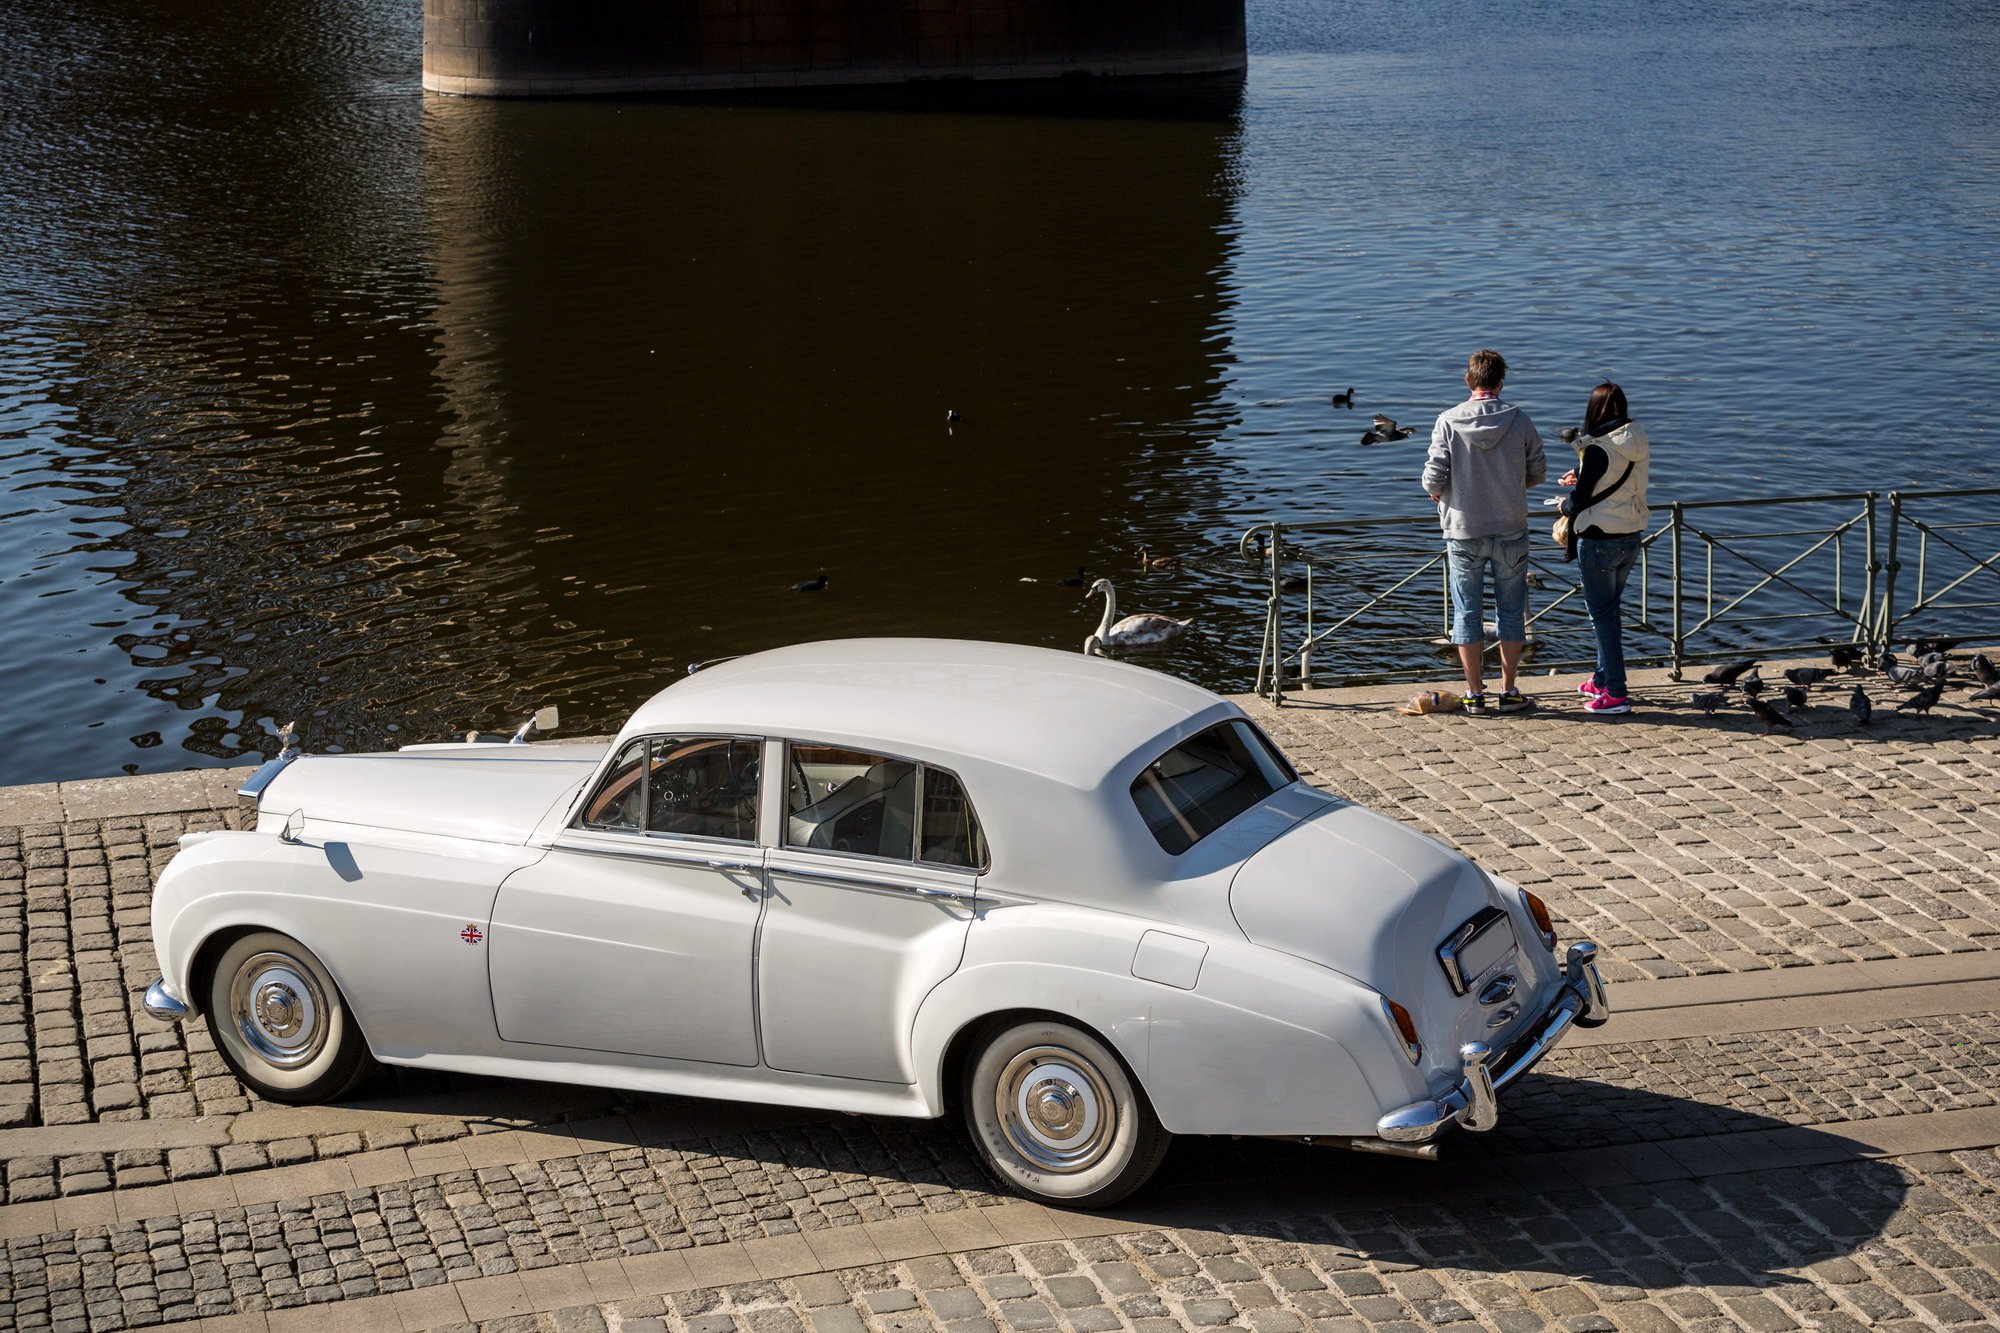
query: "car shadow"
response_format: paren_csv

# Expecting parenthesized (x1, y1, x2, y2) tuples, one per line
(320, 1071, 1907, 1290)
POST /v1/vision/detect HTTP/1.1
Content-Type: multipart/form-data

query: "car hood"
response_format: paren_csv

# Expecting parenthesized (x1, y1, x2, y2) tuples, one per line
(1229, 799, 1502, 1009)
(257, 744, 607, 845)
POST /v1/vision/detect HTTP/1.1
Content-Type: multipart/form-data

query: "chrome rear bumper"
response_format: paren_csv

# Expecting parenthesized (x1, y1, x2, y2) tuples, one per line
(144, 977, 196, 1024)
(1376, 940, 1608, 1144)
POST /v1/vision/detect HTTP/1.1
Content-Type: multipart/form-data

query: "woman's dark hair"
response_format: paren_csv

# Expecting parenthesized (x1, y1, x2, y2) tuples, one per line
(1584, 381, 1629, 435)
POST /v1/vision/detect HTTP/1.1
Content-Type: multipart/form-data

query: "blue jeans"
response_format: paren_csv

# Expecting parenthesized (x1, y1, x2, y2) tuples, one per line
(1579, 531, 1643, 698)
(1445, 530, 1530, 646)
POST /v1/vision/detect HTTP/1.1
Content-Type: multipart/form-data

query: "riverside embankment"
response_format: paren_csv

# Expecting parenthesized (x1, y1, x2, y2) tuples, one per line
(2, 664, 1998, 1331)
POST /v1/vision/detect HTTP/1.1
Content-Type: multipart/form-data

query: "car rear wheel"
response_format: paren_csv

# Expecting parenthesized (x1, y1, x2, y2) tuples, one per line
(203, 930, 373, 1104)
(962, 1017, 1170, 1209)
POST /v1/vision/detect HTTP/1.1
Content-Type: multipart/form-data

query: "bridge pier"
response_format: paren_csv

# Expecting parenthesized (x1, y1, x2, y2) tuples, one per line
(422, 0, 1246, 97)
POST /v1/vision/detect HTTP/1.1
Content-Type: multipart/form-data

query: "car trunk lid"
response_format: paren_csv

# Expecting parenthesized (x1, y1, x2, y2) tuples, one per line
(1227, 801, 1528, 1079)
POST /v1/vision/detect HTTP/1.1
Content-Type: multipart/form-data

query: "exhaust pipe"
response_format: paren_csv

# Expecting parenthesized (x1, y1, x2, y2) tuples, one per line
(1268, 1134, 1441, 1161)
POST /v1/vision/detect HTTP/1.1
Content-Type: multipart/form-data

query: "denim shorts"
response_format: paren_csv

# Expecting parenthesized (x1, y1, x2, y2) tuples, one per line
(1445, 529, 1530, 645)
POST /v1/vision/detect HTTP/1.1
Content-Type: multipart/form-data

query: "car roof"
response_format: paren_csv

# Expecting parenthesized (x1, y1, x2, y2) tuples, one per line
(619, 638, 1236, 789)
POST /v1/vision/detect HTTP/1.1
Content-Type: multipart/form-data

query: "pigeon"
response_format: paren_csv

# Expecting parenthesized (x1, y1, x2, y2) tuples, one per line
(1784, 666, 1835, 686)
(1360, 415, 1416, 445)
(1782, 686, 1810, 711)
(1972, 653, 1996, 686)
(1849, 685, 1872, 726)
(1056, 567, 1090, 588)
(1910, 637, 1962, 655)
(1690, 691, 1729, 715)
(1747, 696, 1794, 733)
(1898, 680, 1945, 714)
(1704, 660, 1758, 685)
(1880, 653, 1927, 686)
(1738, 671, 1766, 698)
(1971, 683, 2000, 702)
(791, 570, 829, 593)
(1331, 387, 1355, 408)
(1830, 645, 1863, 670)
(1558, 426, 1582, 444)
(1917, 652, 1951, 676)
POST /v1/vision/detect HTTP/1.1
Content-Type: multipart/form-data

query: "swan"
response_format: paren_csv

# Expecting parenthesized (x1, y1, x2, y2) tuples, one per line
(1082, 578, 1193, 655)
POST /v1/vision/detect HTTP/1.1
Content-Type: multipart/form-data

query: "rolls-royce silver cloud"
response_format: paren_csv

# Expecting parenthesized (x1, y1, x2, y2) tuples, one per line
(144, 638, 1606, 1207)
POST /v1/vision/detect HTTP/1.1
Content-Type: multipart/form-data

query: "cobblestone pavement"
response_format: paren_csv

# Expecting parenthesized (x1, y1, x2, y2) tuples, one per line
(1240, 664, 2000, 984)
(462, 1149, 2000, 1333)
(5, 678, 2000, 1330)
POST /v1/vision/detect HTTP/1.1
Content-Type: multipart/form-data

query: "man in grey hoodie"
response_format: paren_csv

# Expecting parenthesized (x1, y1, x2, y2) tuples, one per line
(1421, 349, 1546, 714)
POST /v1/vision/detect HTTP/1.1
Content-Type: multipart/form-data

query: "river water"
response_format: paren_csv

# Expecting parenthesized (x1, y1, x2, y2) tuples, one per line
(1, 0, 1996, 783)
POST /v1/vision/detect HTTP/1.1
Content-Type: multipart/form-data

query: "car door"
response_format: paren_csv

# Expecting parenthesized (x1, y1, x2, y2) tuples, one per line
(487, 734, 766, 1066)
(757, 744, 986, 1083)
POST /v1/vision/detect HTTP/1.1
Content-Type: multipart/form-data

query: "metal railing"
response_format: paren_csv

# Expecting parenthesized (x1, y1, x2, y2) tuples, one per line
(1242, 487, 1997, 704)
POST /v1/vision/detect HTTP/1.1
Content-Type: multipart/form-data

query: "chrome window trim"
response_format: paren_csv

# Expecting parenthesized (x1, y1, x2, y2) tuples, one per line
(1437, 906, 1512, 996)
(573, 732, 765, 845)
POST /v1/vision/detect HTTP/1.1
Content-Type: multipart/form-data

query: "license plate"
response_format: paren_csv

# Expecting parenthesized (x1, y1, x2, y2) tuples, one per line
(1440, 908, 1518, 993)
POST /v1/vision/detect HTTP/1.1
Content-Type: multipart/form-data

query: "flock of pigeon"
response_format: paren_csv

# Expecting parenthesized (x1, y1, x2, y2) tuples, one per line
(1689, 639, 2000, 734)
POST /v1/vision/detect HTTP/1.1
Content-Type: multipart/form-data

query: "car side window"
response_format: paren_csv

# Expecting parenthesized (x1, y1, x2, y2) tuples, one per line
(581, 739, 649, 831)
(786, 745, 917, 860)
(920, 767, 989, 871)
(580, 736, 760, 843)
(1131, 720, 1296, 855)
(646, 737, 760, 842)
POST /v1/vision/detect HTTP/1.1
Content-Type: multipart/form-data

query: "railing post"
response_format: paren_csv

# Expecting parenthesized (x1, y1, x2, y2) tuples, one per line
(1670, 503, 1685, 680)
(1269, 524, 1286, 707)
(1862, 492, 1878, 661)
(1878, 493, 1901, 661)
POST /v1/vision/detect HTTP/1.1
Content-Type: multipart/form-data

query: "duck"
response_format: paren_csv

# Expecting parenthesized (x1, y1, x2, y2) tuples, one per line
(1360, 415, 1415, 445)
(1056, 566, 1090, 587)
(791, 570, 829, 593)
(1135, 544, 1183, 573)
(1082, 579, 1193, 655)
(1331, 387, 1355, 408)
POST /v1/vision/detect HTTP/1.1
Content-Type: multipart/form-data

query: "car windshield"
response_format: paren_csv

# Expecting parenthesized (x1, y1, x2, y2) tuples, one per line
(1130, 720, 1296, 855)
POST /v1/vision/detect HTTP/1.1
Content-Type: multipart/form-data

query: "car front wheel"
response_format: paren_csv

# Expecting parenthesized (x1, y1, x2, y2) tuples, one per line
(203, 930, 373, 1104)
(963, 1017, 1170, 1209)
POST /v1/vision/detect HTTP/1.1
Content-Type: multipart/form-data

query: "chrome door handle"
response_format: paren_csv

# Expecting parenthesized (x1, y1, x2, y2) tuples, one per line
(911, 885, 971, 903)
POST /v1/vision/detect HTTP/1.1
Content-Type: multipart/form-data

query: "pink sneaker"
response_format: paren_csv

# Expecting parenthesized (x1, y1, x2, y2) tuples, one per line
(1577, 677, 1606, 698)
(1585, 693, 1632, 714)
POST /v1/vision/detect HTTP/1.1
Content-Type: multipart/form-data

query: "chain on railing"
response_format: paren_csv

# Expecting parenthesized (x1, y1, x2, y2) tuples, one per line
(1243, 488, 1998, 704)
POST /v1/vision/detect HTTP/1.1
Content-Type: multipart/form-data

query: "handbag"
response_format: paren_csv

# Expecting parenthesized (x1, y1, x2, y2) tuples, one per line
(1553, 459, 1634, 562)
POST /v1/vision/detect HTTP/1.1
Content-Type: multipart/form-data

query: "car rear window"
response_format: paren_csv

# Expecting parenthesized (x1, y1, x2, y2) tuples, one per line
(1130, 720, 1296, 855)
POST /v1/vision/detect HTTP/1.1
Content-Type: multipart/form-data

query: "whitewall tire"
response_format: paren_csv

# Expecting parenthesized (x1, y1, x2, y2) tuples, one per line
(202, 930, 373, 1104)
(963, 1017, 1170, 1208)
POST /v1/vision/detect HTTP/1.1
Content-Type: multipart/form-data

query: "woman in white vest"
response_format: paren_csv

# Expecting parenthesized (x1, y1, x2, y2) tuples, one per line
(1560, 382, 1650, 714)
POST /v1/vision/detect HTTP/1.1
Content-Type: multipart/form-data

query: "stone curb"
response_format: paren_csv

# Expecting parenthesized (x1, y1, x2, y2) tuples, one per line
(0, 767, 255, 828)
(1243, 645, 2000, 710)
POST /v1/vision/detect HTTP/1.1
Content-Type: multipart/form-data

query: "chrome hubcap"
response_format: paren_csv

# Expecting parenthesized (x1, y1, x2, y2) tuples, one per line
(230, 952, 328, 1069)
(996, 1046, 1115, 1174)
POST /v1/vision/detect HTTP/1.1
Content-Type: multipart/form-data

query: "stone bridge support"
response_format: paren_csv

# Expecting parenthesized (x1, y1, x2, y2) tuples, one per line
(422, 0, 1246, 97)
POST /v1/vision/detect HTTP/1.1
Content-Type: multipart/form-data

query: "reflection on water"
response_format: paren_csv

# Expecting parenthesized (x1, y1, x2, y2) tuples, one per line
(1, 0, 1996, 782)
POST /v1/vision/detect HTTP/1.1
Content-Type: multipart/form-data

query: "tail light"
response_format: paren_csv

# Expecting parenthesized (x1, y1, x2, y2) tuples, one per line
(1382, 998, 1422, 1063)
(1523, 890, 1557, 950)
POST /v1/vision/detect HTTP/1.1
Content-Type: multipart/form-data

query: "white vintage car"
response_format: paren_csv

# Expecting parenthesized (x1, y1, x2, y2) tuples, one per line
(145, 639, 1606, 1207)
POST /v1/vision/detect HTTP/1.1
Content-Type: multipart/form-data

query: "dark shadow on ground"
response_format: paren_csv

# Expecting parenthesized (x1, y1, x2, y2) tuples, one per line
(323, 1072, 1910, 1289)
